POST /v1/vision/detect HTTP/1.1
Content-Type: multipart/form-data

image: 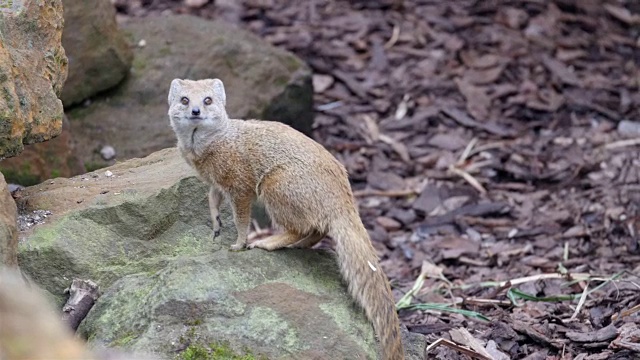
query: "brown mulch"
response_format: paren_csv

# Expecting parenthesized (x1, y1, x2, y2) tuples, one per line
(117, 1, 640, 358)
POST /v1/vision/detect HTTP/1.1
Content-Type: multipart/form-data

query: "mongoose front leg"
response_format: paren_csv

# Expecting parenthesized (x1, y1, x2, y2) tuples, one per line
(229, 192, 253, 251)
(208, 186, 224, 239)
(249, 230, 302, 251)
(288, 232, 325, 249)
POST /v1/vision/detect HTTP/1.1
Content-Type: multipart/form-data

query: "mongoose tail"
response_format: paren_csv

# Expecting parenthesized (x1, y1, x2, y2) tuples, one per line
(330, 212, 405, 360)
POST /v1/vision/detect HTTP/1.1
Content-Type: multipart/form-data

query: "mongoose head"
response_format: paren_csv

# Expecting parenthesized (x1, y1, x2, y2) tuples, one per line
(167, 78, 228, 132)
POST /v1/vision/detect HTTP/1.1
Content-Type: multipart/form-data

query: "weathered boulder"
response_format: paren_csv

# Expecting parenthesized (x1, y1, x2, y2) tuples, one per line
(79, 251, 379, 359)
(16, 147, 424, 360)
(17, 148, 217, 304)
(66, 14, 313, 169)
(0, 0, 68, 159)
(0, 172, 17, 267)
(60, 0, 133, 107)
(0, 116, 85, 186)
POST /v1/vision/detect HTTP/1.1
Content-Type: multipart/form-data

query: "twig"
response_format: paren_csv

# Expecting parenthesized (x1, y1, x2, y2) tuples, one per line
(605, 138, 640, 150)
(464, 159, 495, 173)
(448, 166, 487, 194)
(569, 282, 589, 320)
(611, 303, 640, 321)
(456, 272, 593, 290)
(384, 23, 400, 49)
(462, 298, 512, 307)
(459, 137, 478, 163)
(62, 279, 100, 331)
(426, 338, 492, 360)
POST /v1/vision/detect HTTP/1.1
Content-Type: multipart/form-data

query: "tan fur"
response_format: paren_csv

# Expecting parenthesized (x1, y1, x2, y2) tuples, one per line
(167, 78, 405, 360)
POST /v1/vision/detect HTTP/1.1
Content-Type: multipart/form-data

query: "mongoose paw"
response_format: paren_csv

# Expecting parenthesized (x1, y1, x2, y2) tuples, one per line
(247, 240, 273, 251)
(247, 241, 259, 250)
(212, 216, 222, 238)
(229, 243, 246, 252)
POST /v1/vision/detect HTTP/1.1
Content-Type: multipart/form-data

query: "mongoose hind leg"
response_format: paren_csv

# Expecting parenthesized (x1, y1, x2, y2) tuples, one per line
(208, 187, 224, 238)
(288, 231, 325, 249)
(229, 192, 254, 251)
(249, 230, 302, 251)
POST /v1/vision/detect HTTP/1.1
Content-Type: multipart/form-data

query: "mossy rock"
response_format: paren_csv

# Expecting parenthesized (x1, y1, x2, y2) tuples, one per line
(79, 252, 379, 360)
(16, 148, 247, 305)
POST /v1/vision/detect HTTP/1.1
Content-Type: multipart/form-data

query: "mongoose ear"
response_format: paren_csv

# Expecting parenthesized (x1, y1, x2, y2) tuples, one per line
(207, 78, 226, 106)
(168, 79, 184, 105)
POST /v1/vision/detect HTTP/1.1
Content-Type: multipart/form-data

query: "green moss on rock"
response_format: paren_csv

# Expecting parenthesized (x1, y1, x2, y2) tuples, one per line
(1, 166, 40, 186)
(179, 341, 265, 360)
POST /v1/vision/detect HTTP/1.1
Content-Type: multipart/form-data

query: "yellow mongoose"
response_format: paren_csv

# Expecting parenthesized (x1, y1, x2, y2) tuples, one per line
(167, 78, 405, 360)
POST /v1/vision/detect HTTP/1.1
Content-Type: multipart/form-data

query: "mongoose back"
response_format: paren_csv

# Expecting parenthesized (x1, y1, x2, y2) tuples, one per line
(167, 78, 405, 360)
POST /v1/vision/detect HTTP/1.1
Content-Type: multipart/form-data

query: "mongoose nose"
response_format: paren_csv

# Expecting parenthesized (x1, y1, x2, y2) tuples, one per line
(192, 107, 201, 116)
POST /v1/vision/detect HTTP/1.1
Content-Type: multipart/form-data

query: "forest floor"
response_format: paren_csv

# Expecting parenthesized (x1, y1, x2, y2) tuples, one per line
(117, 1, 640, 359)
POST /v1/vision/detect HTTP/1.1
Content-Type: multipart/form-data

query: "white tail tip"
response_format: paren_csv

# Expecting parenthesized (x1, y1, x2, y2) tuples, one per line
(368, 261, 377, 272)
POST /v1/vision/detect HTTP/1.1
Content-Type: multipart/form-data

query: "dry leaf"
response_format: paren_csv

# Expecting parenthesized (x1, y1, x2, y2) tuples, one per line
(464, 64, 505, 85)
(541, 54, 581, 86)
(449, 328, 494, 359)
(604, 4, 640, 25)
(379, 134, 411, 162)
(460, 52, 500, 69)
(360, 114, 380, 144)
(456, 77, 491, 121)
(395, 94, 410, 120)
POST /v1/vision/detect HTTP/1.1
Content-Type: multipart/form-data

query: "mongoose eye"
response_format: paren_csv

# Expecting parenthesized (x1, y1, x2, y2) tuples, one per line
(180, 97, 189, 105)
(204, 97, 213, 105)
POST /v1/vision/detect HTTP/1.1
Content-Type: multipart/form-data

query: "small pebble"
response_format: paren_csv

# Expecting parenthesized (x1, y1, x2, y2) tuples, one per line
(17, 210, 52, 231)
(8, 184, 24, 194)
(617, 120, 640, 137)
(138, 39, 147, 47)
(386, 208, 416, 226)
(104, 170, 113, 177)
(100, 145, 116, 161)
(184, 0, 209, 8)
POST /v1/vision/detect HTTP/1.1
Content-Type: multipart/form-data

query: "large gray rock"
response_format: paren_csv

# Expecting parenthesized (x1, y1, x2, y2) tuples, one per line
(67, 14, 313, 170)
(17, 148, 218, 303)
(61, 0, 133, 107)
(0, 172, 17, 267)
(15, 148, 423, 359)
(79, 252, 379, 360)
(0, 0, 68, 159)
